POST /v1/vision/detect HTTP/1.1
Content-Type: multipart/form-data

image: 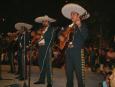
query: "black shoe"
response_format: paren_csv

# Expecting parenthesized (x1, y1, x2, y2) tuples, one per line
(34, 81, 45, 84)
(47, 84, 52, 87)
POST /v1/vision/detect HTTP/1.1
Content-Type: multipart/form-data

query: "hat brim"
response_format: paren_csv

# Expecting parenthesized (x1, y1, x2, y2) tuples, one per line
(61, 3, 90, 20)
(15, 22, 32, 30)
(35, 16, 56, 23)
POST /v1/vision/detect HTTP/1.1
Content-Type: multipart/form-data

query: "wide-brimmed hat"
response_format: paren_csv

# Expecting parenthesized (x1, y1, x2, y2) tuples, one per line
(35, 15, 56, 23)
(15, 22, 32, 31)
(61, 3, 90, 20)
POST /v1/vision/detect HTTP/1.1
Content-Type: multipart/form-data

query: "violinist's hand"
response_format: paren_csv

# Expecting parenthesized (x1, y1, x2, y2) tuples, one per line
(58, 35, 65, 41)
(39, 39, 45, 46)
(39, 43, 45, 46)
(75, 19, 81, 28)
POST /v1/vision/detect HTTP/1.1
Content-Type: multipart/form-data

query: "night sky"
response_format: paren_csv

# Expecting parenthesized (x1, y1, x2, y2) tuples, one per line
(0, 0, 115, 40)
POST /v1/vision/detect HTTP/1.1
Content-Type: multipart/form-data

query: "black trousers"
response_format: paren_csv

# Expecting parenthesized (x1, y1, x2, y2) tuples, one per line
(8, 52, 15, 73)
(38, 45, 52, 84)
(65, 48, 85, 87)
(17, 48, 27, 78)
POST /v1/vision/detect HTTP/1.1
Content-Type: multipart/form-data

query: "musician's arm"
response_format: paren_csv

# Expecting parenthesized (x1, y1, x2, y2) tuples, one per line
(76, 23, 88, 41)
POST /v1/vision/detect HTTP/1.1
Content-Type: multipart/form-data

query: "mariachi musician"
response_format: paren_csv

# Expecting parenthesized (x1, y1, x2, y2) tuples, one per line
(33, 15, 56, 87)
(15, 22, 32, 80)
(7, 32, 19, 73)
(59, 3, 90, 87)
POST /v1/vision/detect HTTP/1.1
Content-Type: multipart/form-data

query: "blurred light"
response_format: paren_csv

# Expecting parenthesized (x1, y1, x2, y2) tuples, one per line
(2, 18, 5, 22)
(0, 17, 5, 22)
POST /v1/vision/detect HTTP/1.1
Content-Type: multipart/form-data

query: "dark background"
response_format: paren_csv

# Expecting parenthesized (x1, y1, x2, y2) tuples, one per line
(0, 0, 115, 46)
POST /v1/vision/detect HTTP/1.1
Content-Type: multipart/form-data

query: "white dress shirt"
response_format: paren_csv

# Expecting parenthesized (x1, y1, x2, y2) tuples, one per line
(39, 26, 48, 45)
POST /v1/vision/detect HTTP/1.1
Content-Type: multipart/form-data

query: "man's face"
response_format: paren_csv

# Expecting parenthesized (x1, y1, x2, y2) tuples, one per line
(42, 20, 49, 27)
(71, 12, 80, 23)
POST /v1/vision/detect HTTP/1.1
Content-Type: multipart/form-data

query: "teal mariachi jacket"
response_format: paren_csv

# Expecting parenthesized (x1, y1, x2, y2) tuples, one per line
(41, 26, 56, 47)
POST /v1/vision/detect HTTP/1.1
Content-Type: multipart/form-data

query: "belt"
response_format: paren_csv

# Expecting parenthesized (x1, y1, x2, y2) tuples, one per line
(68, 44, 74, 48)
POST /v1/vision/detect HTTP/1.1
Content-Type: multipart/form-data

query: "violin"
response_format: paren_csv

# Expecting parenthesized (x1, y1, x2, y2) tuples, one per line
(31, 27, 46, 45)
(57, 24, 75, 50)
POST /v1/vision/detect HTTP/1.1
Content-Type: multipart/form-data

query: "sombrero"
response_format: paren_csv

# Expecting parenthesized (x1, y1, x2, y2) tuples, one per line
(61, 3, 90, 20)
(35, 15, 56, 23)
(15, 22, 32, 31)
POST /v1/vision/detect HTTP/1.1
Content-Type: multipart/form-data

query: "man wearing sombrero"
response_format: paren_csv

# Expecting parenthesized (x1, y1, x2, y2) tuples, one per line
(15, 22, 32, 80)
(34, 15, 56, 87)
(61, 3, 90, 87)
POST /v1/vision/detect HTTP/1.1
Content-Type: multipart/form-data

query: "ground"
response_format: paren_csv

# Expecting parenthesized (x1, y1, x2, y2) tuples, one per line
(0, 65, 104, 87)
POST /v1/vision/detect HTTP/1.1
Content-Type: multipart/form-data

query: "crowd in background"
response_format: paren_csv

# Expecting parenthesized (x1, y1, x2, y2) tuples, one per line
(1, 39, 115, 72)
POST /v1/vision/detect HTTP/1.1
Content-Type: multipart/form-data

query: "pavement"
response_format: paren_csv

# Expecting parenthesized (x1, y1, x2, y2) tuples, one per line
(0, 65, 104, 87)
